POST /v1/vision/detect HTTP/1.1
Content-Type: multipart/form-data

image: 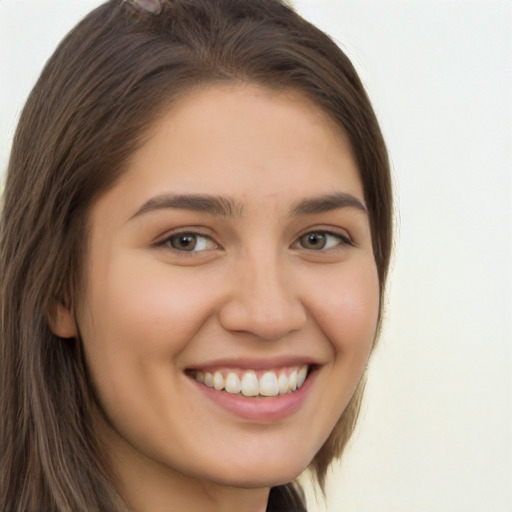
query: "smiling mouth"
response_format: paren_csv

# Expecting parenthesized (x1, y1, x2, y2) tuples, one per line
(188, 365, 312, 398)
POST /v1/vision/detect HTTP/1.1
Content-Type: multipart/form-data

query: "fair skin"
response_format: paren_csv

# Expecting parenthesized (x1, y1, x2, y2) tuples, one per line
(53, 84, 379, 512)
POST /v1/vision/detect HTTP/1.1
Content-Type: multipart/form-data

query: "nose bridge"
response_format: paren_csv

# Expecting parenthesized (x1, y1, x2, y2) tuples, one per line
(219, 248, 306, 340)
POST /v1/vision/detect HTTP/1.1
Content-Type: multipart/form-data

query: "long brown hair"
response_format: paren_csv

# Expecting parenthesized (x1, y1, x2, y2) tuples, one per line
(0, 1, 392, 510)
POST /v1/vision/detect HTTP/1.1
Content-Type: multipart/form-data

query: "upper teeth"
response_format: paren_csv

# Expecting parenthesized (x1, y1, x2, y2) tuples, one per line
(193, 365, 309, 397)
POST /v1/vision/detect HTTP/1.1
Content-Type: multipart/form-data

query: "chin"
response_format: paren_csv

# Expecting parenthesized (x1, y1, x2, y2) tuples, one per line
(214, 471, 302, 490)
(201, 452, 312, 489)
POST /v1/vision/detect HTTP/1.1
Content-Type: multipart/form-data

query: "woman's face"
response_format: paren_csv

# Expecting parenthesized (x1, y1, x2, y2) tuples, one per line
(58, 84, 379, 494)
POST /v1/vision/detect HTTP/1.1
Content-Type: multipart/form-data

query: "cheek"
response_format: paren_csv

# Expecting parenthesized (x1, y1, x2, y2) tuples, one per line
(86, 253, 216, 356)
(307, 262, 377, 406)
(309, 259, 380, 356)
(78, 254, 218, 416)
(282, 258, 380, 458)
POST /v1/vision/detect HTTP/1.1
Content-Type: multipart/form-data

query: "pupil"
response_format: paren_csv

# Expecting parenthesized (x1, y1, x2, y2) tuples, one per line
(303, 232, 326, 249)
(171, 234, 196, 251)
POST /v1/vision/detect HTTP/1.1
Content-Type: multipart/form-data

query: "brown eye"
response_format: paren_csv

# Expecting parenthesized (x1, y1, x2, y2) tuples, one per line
(298, 231, 350, 251)
(300, 232, 327, 250)
(165, 233, 216, 252)
(170, 234, 198, 251)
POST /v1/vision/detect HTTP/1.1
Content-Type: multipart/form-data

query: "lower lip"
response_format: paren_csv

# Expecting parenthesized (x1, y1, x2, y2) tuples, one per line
(189, 371, 316, 422)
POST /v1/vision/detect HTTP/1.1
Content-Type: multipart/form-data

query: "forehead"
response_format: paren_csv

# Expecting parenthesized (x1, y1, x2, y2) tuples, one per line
(119, 83, 363, 202)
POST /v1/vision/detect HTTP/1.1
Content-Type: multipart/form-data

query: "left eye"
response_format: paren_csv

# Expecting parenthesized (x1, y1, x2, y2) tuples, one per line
(165, 233, 216, 252)
(297, 231, 349, 250)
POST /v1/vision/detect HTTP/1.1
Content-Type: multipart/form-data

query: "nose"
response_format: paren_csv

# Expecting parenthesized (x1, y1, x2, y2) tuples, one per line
(218, 254, 307, 341)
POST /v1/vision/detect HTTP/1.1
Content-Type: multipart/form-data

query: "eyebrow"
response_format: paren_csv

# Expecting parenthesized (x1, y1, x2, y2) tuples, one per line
(292, 192, 367, 215)
(129, 191, 366, 221)
(130, 193, 242, 220)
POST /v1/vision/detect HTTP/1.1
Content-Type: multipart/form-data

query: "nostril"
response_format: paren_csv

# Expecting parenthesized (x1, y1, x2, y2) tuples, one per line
(218, 298, 307, 341)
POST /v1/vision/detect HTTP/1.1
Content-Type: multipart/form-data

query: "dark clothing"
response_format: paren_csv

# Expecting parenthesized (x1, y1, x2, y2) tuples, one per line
(266, 485, 307, 511)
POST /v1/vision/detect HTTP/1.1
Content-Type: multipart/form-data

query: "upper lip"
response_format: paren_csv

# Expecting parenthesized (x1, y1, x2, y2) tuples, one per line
(185, 355, 323, 372)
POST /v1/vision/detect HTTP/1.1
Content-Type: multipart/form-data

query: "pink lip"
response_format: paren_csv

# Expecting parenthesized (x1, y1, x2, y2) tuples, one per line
(188, 370, 316, 423)
(187, 355, 320, 372)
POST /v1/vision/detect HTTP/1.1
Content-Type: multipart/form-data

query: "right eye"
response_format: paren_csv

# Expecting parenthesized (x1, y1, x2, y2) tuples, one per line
(155, 232, 218, 253)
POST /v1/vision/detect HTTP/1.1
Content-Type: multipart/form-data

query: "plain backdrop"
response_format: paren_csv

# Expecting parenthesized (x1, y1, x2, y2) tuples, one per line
(1, 1, 511, 511)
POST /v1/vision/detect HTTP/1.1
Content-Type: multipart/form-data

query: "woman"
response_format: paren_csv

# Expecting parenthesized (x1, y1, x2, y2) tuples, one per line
(0, 0, 392, 510)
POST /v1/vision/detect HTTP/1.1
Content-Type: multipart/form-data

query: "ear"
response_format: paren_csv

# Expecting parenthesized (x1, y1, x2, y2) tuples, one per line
(48, 301, 78, 339)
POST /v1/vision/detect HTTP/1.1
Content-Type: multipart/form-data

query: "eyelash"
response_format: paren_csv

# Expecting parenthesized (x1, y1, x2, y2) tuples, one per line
(153, 228, 354, 256)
